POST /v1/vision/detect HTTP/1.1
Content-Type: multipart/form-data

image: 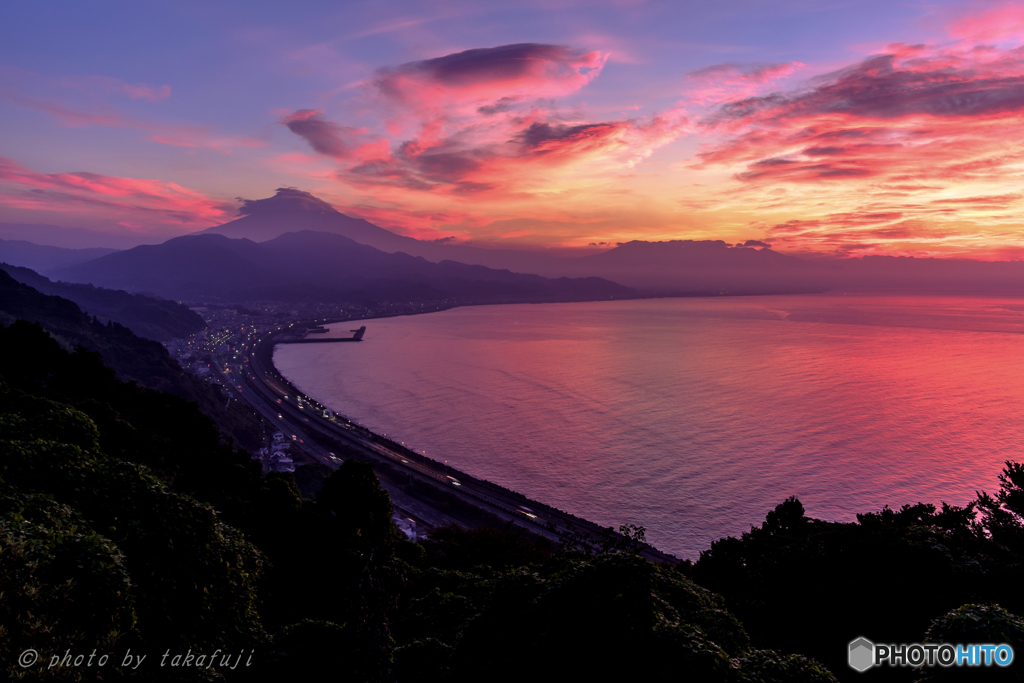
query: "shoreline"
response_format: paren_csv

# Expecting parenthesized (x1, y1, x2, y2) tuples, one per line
(249, 321, 680, 563)
(265, 292, 1020, 559)
(269, 287, 839, 331)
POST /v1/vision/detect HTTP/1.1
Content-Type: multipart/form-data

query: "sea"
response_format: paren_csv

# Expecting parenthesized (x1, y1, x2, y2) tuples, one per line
(273, 294, 1024, 559)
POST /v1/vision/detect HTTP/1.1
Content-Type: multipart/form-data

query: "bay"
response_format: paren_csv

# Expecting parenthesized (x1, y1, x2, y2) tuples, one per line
(274, 294, 1024, 558)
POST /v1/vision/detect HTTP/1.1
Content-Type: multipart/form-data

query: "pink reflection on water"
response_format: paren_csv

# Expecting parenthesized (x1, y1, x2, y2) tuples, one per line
(276, 295, 1024, 558)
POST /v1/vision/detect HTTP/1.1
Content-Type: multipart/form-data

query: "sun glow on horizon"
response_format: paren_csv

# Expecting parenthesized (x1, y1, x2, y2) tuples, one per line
(2, 1, 1024, 259)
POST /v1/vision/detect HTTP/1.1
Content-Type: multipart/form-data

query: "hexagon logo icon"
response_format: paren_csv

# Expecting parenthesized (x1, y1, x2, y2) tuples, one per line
(849, 637, 875, 672)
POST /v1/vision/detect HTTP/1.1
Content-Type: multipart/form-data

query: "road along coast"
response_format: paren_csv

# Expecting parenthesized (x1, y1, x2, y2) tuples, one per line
(235, 320, 677, 563)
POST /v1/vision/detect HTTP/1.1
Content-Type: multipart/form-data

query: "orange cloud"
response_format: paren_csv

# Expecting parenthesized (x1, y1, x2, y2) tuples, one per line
(683, 39, 1024, 258)
(284, 43, 686, 205)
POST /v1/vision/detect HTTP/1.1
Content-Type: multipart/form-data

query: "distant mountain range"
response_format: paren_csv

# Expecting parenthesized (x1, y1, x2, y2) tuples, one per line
(12, 188, 1024, 297)
(198, 190, 828, 293)
(0, 222, 148, 250)
(0, 263, 205, 341)
(198, 188, 576, 276)
(565, 239, 835, 292)
(54, 230, 635, 304)
(196, 188, 1024, 295)
(0, 238, 118, 274)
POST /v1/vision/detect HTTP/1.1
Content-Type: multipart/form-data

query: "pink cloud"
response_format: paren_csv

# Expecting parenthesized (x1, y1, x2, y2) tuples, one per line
(1, 74, 260, 152)
(283, 43, 685, 201)
(144, 132, 267, 152)
(27, 97, 264, 151)
(358, 43, 611, 156)
(947, 3, 1024, 43)
(760, 209, 973, 257)
(685, 32, 1024, 259)
(0, 156, 234, 228)
(370, 43, 608, 112)
(709, 51, 1024, 127)
(59, 75, 172, 102)
(2, 92, 138, 129)
(123, 83, 171, 101)
(684, 61, 803, 105)
(696, 43, 1024, 186)
(338, 202, 487, 240)
(281, 109, 385, 160)
(348, 16, 433, 39)
(329, 110, 685, 198)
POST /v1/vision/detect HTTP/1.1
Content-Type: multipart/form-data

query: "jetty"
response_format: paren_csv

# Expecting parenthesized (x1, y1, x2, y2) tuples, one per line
(277, 325, 366, 344)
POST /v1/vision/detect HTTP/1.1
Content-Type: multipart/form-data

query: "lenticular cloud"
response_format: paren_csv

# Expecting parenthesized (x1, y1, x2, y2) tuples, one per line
(370, 43, 608, 110)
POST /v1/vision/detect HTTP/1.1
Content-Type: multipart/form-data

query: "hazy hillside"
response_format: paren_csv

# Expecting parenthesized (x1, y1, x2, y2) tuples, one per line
(1, 263, 206, 341)
(195, 189, 1024, 295)
(54, 230, 636, 304)
(0, 238, 118, 273)
(28, 187, 1024, 296)
(0, 222, 148, 249)
(0, 269, 262, 449)
(564, 240, 837, 293)
(54, 233, 274, 298)
(832, 255, 1024, 293)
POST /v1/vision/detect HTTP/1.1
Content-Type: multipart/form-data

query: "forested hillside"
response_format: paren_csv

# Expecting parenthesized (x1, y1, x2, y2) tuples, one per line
(3, 289, 1024, 681)
(1, 263, 205, 341)
(0, 270, 260, 450)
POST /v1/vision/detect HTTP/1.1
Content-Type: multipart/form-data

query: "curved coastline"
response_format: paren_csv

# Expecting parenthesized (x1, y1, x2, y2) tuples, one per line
(268, 294, 1024, 560)
(252, 312, 680, 563)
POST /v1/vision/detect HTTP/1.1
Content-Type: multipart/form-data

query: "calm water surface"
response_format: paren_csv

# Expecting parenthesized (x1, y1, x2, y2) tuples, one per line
(274, 295, 1024, 558)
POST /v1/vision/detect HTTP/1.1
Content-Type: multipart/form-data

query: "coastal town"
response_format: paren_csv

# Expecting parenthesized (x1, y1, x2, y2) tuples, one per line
(162, 301, 676, 560)
(163, 299, 459, 380)
(161, 298, 458, 471)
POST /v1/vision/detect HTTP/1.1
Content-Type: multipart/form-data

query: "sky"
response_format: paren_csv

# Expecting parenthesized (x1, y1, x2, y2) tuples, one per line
(2, 0, 1024, 258)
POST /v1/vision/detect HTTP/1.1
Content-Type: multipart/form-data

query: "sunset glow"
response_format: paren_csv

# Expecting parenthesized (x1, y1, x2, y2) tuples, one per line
(3, 0, 1024, 256)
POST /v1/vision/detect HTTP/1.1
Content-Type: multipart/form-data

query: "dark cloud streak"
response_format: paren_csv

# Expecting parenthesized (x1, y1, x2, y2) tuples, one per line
(711, 53, 1024, 124)
(282, 110, 364, 159)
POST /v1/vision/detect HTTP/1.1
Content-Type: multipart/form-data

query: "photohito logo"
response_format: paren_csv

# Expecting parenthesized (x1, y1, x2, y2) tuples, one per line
(849, 637, 1014, 671)
(849, 638, 874, 672)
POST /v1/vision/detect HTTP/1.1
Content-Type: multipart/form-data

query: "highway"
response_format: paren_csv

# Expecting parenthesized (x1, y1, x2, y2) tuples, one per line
(216, 339, 468, 530)
(229, 323, 677, 563)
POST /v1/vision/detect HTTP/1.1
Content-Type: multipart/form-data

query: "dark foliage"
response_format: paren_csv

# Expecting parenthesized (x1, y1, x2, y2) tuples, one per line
(693, 482, 1024, 681)
(0, 320, 400, 680)
(0, 315, 843, 682)
(0, 382, 264, 680)
(16, 283, 1024, 682)
(418, 525, 552, 570)
(917, 604, 1024, 681)
(0, 270, 261, 449)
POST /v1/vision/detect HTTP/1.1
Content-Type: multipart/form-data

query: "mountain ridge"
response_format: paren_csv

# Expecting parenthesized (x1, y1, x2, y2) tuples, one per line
(195, 188, 1024, 294)
(0, 263, 206, 341)
(38, 187, 1024, 296)
(0, 238, 119, 274)
(54, 229, 637, 304)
